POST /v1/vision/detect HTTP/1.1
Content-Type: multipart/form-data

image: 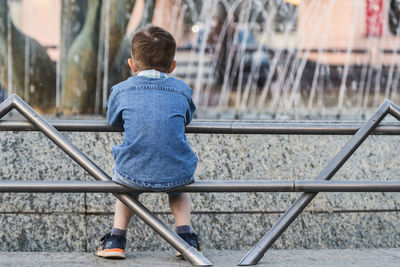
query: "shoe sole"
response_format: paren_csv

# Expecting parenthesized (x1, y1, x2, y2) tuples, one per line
(96, 249, 126, 259)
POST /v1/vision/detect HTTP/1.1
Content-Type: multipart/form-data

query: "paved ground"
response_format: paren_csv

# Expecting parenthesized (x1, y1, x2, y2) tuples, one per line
(0, 248, 399, 266)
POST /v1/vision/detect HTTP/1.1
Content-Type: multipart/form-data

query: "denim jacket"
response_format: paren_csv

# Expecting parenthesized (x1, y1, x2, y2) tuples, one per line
(107, 75, 198, 189)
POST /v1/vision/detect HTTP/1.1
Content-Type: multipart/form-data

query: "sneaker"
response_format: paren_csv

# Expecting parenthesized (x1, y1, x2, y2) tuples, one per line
(96, 233, 126, 259)
(176, 232, 201, 258)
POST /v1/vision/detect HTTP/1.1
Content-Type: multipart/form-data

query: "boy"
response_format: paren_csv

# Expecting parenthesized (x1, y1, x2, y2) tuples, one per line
(96, 25, 200, 259)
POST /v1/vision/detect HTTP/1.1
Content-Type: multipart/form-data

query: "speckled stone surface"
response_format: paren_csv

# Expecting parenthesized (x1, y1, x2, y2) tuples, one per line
(1, 130, 400, 251)
(86, 212, 400, 252)
(1, 248, 400, 267)
(0, 214, 86, 251)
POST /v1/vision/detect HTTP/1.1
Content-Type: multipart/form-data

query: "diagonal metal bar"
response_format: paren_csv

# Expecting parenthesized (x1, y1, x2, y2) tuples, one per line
(238, 99, 393, 266)
(2, 94, 212, 266)
(389, 102, 400, 121)
(0, 96, 14, 119)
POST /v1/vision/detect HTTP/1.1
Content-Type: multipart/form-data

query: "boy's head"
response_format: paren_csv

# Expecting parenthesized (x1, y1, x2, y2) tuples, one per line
(129, 25, 177, 73)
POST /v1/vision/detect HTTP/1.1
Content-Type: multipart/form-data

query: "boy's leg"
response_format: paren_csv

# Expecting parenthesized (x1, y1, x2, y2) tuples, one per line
(169, 192, 201, 256)
(97, 198, 136, 259)
(169, 192, 191, 227)
(113, 198, 135, 231)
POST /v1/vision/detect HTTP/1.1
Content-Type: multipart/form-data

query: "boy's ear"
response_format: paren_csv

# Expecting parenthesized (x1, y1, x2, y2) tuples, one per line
(168, 60, 177, 73)
(128, 58, 138, 73)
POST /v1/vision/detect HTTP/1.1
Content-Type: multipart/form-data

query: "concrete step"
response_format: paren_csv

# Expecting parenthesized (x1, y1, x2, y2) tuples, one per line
(0, 248, 399, 266)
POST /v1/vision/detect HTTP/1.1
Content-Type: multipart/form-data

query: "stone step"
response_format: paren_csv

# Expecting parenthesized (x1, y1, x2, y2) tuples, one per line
(0, 249, 399, 266)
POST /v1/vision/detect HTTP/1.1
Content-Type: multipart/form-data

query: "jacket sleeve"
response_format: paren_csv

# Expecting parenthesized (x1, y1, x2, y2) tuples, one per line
(107, 92, 124, 128)
(185, 97, 196, 126)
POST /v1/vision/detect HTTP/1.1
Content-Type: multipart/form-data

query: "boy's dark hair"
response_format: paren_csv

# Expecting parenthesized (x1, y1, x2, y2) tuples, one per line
(130, 25, 176, 72)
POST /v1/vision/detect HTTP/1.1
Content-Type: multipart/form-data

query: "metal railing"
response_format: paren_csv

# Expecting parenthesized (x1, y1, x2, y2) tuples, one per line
(1, 180, 400, 193)
(1, 119, 400, 135)
(1, 94, 400, 266)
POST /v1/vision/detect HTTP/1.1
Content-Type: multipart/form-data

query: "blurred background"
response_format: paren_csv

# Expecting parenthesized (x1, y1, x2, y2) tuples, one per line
(1, 0, 400, 119)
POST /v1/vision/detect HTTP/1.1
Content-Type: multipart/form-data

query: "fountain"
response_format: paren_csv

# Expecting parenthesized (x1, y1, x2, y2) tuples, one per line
(0, 0, 399, 119)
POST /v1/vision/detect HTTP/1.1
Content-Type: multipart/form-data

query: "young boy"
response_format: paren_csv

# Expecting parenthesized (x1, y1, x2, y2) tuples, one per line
(96, 25, 200, 259)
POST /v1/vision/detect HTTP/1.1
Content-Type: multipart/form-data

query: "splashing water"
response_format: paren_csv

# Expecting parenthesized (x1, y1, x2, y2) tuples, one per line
(2, 0, 400, 119)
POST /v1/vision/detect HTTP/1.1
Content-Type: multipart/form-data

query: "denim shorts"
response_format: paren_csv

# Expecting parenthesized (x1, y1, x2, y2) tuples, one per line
(111, 167, 186, 198)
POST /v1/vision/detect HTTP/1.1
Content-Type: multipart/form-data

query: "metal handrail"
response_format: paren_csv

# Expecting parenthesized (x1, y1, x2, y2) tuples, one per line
(239, 99, 400, 266)
(1, 119, 400, 134)
(0, 94, 212, 266)
(1, 94, 400, 266)
(1, 180, 400, 193)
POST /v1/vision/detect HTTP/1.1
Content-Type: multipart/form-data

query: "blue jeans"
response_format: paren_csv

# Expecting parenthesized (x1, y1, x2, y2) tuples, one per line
(112, 167, 187, 198)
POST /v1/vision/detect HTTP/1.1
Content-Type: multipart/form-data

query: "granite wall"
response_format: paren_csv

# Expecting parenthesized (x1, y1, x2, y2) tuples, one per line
(0, 129, 399, 253)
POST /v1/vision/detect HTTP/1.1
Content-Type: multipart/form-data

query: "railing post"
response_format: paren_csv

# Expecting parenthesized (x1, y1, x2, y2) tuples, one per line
(0, 94, 213, 266)
(238, 100, 395, 266)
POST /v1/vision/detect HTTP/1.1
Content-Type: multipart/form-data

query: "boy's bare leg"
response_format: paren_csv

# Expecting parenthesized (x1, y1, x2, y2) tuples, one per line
(97, 198, 136, 259)
(169, 192, 191, 226)
(113, 198, 135, 230)
(169, 192, 201, 256)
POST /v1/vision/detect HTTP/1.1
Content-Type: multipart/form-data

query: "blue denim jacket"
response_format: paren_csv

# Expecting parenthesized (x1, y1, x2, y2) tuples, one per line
(107, 75, 198, 190)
